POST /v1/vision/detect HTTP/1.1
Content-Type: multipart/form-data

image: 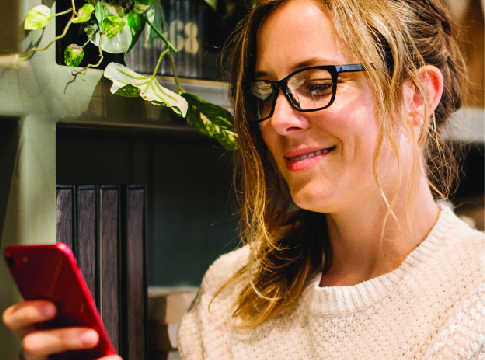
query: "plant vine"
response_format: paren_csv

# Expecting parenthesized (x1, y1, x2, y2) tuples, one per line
(21, 0, 237, 150)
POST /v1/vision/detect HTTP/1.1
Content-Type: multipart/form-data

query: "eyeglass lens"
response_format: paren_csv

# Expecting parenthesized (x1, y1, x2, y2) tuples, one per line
(250, 68, 334, 121)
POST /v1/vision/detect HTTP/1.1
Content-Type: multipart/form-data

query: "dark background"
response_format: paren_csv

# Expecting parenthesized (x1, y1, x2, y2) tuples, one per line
(56, 126, 240, 287)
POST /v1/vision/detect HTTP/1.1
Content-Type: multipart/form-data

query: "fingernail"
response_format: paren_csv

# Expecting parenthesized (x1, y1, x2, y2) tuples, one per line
(41, 303, 56, 318)
(80, 330, 98, 346)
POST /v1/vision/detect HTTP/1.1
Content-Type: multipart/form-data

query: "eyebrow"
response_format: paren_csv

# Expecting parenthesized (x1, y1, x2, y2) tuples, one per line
(254, 57, 342, 79)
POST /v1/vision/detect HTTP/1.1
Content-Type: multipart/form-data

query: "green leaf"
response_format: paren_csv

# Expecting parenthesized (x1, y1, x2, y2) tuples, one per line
(203, 0, 217, 11)
(24, 5, 52, 30)
(92, 2, 132, 53)
(102, 16, 126, 39)
(124, 10, 146, 54)
(73, 4, 95, 23)
(181, 92, 237, 151)
(95, 1, 124, 20)
(114, 84, 140, 97)
(64, 44, 84, 67)
(92, 27, 132, 53)
(134, 0, 156, 5)
(84, 23, 98, 39)
(133, 3, 151, 14)
(104, 63, 188, 117)
(146, 0, 165, 43)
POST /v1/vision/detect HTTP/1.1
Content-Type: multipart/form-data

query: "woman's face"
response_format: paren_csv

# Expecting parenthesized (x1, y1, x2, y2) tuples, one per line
(256, 0, 403, 214)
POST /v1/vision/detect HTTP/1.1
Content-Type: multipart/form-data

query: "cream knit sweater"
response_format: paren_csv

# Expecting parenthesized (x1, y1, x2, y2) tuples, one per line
(178, 206, 485, 359)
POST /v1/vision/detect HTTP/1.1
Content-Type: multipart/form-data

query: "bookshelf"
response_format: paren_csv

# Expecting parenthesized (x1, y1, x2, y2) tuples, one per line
(0, 0, 483, 359)
(0, 1, 236, 358)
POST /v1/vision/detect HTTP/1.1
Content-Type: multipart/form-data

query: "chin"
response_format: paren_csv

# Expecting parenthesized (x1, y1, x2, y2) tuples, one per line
(289, 179, 359, 214)
(290, 187, 335, 214)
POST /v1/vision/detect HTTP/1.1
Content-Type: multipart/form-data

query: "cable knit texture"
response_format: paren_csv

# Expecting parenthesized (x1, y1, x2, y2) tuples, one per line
(178, 206, 485, 359)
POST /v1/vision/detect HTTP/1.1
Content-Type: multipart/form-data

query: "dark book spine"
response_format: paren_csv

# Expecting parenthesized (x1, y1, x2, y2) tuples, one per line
(56, 184, 147, 360)
(123, 185, 147, 360)
(98, 186, 121, 353)
(55, 185, 75, 252)
(76, 185, 98, 303)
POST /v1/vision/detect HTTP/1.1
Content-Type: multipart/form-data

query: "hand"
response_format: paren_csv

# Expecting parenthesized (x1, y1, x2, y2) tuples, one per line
(2, 300, 122, 360)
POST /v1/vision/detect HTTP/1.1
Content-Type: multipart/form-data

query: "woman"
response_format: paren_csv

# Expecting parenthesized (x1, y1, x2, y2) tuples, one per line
(3, 0, 484, 359)
(177, 0, 484, 358)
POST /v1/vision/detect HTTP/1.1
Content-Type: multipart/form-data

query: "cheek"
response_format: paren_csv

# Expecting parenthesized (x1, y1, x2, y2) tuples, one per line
(258, 127, 282, 176)
(324, 106, 378, 149)
(329, 110, 382, 181)
(260, 123, 271, 146)
(260, 124, 279, 158)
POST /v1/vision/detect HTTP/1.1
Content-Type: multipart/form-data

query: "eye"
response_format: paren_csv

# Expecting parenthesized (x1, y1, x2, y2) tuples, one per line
(288, 67, 334, 98)
(305, 81, 333, 97)
(251, 82, 274, 102)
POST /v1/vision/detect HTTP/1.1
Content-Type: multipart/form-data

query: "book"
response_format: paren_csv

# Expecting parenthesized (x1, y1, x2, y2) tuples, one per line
(55, 185, 75, 251)
(98, 186, 121, 353)
(76, 185, 97, 302)
(123, 185, 147, 360)
(56, 184, 147, 359)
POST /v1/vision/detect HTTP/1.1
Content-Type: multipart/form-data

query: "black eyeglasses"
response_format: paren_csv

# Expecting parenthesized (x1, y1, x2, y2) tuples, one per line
(245, 64, 367, 123)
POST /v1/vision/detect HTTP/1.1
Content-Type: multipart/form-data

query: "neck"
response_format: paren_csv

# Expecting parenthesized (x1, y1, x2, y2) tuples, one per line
(320, 177, 439, 287)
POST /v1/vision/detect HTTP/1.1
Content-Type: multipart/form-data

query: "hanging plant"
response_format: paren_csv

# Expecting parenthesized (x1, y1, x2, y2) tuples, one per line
(21, 0, 237, 151)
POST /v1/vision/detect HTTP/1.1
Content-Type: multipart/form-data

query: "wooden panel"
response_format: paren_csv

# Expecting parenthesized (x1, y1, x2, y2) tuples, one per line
(77, 186, 97, 301)
(99, 187, 121, 352)
(125, 186, 147, 360)
(56, 186, 75, 250)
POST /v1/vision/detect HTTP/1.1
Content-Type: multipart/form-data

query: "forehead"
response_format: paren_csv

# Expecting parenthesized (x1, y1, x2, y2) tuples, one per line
(255, 0, 355, 77)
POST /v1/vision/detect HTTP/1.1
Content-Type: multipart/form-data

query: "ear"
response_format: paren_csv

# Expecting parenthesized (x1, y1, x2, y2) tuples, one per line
(404, 65, 444, 127)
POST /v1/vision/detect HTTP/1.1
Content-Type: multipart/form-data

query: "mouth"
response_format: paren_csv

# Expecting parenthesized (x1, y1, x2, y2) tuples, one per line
(284, 147, 336, 162)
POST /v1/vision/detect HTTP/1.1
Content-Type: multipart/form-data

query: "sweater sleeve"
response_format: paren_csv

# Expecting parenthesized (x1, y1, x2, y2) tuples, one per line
(177, 246, 249, 360)
(176, 289, 205, 360)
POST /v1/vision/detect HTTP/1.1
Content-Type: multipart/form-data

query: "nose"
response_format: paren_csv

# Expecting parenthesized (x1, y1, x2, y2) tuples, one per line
(268, 89, 310, 135)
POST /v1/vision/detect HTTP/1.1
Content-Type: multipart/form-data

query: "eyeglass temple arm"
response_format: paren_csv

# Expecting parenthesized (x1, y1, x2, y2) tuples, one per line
(335, 64, 367, 73)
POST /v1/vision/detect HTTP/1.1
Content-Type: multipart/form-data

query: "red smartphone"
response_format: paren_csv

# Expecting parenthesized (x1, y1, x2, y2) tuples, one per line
(4, 243, 117, 360)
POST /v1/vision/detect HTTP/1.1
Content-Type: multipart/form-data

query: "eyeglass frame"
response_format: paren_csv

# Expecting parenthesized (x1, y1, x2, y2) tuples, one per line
(246, 63, 367, 124)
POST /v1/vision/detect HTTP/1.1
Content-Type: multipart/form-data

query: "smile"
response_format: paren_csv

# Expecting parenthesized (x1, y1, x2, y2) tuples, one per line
(285, 147, 336, 162)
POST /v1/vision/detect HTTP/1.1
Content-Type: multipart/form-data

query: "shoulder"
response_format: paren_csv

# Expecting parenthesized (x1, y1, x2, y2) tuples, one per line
(177, 246, 249, 359)
(427, 208, 485, 356)
(405, 207, 485, 357)
(185, 245, 250, 316)
(432, 205, 484, 265)
(199, 245, 250, 294)
(431, 207, 485, 290)
(411, 206, 485, 316)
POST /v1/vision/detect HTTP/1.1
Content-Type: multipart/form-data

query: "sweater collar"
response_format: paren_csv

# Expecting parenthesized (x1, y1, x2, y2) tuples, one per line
(309, 205, 467, 315)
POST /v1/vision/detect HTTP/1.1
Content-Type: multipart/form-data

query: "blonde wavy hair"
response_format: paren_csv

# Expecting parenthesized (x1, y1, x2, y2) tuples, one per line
(218, 0, 467, 328)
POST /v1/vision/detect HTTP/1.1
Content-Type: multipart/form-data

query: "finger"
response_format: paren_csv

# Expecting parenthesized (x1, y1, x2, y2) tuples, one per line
(23, 328, 99, 357)
(3, 301, 56, 336)
(98, 356, 123, 360)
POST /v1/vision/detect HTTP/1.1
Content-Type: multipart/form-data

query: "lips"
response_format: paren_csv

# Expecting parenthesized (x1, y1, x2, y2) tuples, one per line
(283, 146, 336, 172)
(284, 147, 336, 162)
